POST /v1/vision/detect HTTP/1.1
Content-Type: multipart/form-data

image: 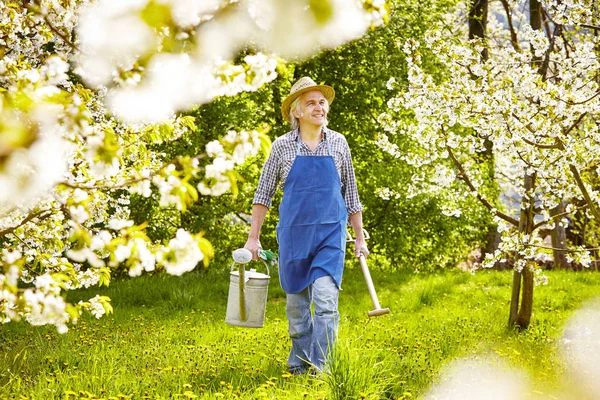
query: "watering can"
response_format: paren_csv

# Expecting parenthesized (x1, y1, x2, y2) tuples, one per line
(225, 248, 276, 328)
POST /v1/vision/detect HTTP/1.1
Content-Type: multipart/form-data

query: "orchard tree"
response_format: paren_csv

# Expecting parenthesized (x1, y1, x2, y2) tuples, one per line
(0, 0, 388, 332)
(380, 0, 600, 328)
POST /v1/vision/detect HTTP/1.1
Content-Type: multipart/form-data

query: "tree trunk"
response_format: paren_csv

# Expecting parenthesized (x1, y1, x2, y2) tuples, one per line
(515, 266, 534, 327)
(484, 227, 501, 260)
(469, 0, 489, 61)
(550, 200, 571, 269)
(529, 0, 543, 34)
(509, 173, 536, 329)
(509, 268, 521, 322)
(592, 1, 600, 83)
(469, 0, 500, 260)
(508, 0, 544, 330)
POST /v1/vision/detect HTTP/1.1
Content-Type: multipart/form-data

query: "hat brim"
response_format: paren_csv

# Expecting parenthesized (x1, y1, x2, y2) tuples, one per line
(281, 85, 335, 122)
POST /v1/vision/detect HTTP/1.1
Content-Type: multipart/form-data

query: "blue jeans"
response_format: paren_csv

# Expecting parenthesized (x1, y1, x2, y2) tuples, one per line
(286, 275, 339, 372)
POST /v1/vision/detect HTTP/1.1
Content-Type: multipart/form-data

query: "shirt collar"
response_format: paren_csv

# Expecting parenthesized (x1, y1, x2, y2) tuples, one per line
(292, 127, 328, 142)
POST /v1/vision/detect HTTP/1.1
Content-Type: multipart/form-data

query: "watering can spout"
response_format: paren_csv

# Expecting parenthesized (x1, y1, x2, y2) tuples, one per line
(233, 248, 253, 322)
(233, 248, 253, 264)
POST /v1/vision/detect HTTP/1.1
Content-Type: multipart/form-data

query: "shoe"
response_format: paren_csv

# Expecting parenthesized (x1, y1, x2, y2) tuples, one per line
(288, 366, 309, 375)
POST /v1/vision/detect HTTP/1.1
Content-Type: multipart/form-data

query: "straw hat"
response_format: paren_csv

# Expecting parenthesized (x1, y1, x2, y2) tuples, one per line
(281, 77, 335, 122)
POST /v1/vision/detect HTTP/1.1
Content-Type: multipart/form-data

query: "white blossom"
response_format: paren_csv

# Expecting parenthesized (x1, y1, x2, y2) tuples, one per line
(157, 229, 203, 276)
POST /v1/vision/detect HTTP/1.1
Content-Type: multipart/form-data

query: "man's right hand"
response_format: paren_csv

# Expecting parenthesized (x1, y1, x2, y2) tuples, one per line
(244, 237, 261, 260)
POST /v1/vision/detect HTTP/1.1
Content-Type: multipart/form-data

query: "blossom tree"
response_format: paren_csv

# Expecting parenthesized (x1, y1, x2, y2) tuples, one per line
(379, 0, 599, 328)
(0, 0, 389, 332)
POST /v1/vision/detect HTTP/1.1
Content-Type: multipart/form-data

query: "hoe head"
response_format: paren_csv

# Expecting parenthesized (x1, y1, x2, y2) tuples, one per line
(368, 308, 390, 317)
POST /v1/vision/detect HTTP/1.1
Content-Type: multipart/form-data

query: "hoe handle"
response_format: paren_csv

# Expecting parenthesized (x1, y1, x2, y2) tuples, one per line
(359, 254, 390, 317)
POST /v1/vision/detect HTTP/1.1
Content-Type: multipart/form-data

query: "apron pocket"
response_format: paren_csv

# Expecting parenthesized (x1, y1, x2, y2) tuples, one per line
(290, 224, 317, 260)
(317, 192, 341, 224)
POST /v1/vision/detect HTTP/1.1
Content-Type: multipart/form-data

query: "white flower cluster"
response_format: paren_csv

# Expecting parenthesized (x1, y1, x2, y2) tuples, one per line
(23, 289, 71, 334)
(156, 229, 204, 276)
(362, 0, 389, 27)
(0, 1, 81, 68)
(215, 53, 279, 98)
(199, 129, 262, 196)
(0, 94, 74, 209)
(66, 269, 101, 290)
(566, 248, 593, 269)
(119, 238, 156, 277)
(152, 164, 197, 210)
(375, 187, 401, 200)
(75, 0, 384, 123)
(561, 301, 600, 398)
(82, 295, 108, 319)
(541, 0, 593, 25)
(66, 246, 105, 269)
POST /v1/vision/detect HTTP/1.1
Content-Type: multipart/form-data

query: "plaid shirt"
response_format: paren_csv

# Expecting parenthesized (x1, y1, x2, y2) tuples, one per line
(253, 127, 363, 215)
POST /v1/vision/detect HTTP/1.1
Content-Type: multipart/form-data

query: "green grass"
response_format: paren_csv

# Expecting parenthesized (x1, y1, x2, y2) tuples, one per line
(2, 266, 600, 399)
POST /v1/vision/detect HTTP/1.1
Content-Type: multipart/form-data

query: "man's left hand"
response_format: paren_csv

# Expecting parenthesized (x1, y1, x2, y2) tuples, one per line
(354, 238, 369, 259)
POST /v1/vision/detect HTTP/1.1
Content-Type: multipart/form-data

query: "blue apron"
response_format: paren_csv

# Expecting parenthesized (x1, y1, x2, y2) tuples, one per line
(276, 134, 348, 294)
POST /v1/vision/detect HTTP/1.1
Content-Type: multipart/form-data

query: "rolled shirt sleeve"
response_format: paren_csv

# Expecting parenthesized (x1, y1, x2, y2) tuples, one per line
(253, 143, 280, 209)
(340, 140, 363, 215)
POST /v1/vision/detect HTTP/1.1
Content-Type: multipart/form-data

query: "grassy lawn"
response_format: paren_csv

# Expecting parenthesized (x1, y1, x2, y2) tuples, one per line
(2, 265, 600, 399)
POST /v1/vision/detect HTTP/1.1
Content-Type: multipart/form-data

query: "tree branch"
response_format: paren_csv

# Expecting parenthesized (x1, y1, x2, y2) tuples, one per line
(523, 243, 600, 253)
(446, 145, 519, 226)
(563, 112, 588, 137)
(569, 165, 600, 220)
(581, 24, 600, 31)
(521, 137, 562, 149)
(24, 2, 78, 52)
(58, 154, 208, 191)
(532, 204, 588, 230)
(58, 177, 148, 191)
(538, 24, 562, 80)
(560, 92, 600, 106)
(499, 0, 520, 52)
(235, 212, 250, 225)
(0, 209, 53, 237)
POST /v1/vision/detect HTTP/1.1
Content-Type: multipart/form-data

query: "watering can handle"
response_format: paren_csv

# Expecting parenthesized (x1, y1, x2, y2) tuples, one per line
(230, 259, 271, 277)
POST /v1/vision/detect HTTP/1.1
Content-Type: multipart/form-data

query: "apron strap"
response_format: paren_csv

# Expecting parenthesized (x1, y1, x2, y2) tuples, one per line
(325, 131, 332, 156)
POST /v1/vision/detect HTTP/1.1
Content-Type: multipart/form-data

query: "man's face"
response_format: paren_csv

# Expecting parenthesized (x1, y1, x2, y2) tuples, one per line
(294, 90, 328, 128)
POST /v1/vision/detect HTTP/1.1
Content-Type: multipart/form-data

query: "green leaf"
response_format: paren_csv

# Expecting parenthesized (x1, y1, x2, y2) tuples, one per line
(258, 133, 272, 158)
(184, 182, 198, 202)
(225, 171, 239, 198)
(197, 237, 214, 268)
(309, 0, 334, 25)
(98, 268, 111, 287)
(65, 304, 79, 320)
(139, 1, 172, 28)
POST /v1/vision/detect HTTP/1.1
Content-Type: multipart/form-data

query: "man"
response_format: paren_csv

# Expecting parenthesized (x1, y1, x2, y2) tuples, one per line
(245, 76, 368, 374)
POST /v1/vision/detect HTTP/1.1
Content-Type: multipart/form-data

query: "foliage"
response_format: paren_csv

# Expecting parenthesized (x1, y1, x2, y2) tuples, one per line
(2, 268, 600, 398)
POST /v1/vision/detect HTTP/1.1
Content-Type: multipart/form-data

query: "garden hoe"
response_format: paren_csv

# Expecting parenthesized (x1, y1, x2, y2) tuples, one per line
(347, 230, 390, 317)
